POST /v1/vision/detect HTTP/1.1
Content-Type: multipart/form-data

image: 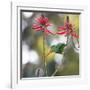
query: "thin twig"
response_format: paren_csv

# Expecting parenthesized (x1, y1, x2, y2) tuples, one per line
(51, 69, 58, 76)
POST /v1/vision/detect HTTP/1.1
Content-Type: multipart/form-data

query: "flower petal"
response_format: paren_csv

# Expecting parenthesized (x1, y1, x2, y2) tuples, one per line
(32, 24, 43, 31)
(43, 17, 48, 23)
(32, 24, 41, 28)
(56, 31, 67, 35)
(36, 16, 48, 25)
(58, 26, 66, 31)
(45, 29, 54, 35)
(32, 24, 42, 29)
(45, 23, 52, 27)
(34, 28, 43, 31)
(71, 32, 79, 38)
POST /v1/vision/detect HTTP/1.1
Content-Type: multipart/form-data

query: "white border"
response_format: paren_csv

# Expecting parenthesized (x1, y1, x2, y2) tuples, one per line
(11, 2, 88, 88)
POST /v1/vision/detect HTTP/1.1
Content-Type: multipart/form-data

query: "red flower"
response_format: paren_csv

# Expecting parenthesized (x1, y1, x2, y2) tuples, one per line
(32, 15, 54, 35)
(56, 17, 79, 39)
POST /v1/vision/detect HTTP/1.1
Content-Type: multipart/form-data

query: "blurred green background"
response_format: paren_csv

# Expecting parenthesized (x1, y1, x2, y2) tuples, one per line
(21, 11, 79, 78)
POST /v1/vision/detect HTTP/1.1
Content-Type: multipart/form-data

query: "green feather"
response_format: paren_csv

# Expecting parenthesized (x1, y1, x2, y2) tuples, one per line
(51, 43, 66, 54)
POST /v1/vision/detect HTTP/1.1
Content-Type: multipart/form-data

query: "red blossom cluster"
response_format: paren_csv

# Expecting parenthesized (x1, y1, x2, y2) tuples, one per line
(32, 15, 54, 35)
(57, 21, 79, 39)
(32, 15, 79, 40)
(57, 16, 79, 39)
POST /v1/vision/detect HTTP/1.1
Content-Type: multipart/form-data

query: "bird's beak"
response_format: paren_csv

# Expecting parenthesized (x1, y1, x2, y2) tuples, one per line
(45, 48, 52, 57)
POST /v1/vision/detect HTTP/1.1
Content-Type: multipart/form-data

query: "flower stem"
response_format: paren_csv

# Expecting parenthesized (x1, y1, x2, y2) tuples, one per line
(43, 30, 48, 76)
(77, 38, 79, 48)
(66, 16, 69, 45)
(66, 35, 69, 44)
(71, 36, 76, 48)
